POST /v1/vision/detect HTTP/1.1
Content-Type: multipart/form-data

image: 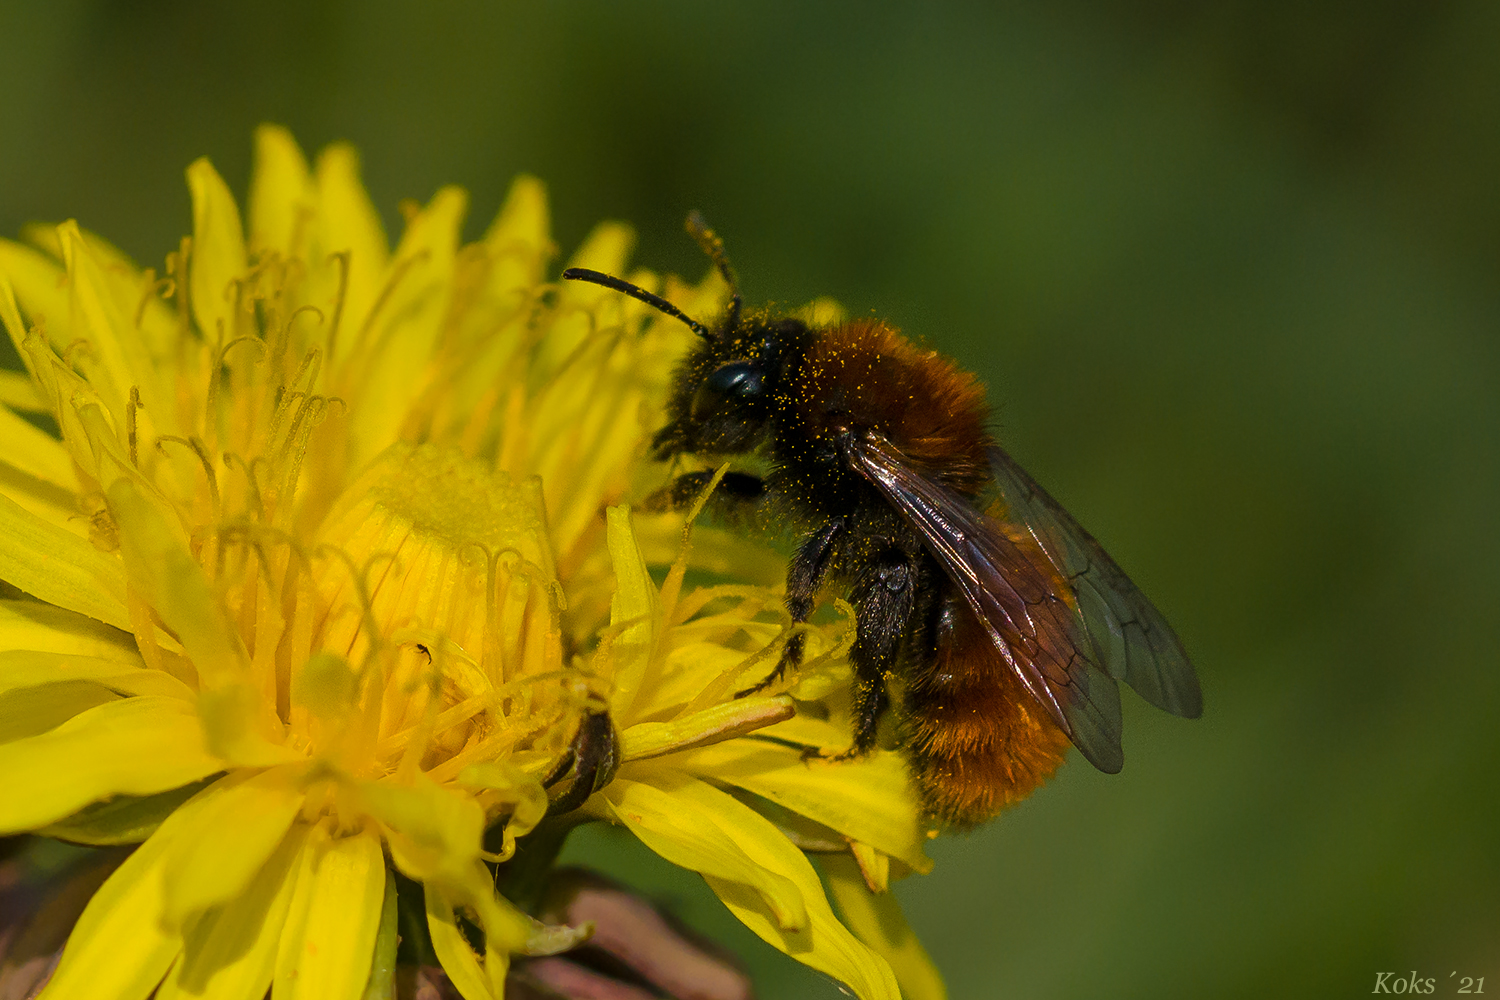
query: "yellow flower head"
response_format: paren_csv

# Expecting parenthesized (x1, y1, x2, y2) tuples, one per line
(0, 127, 941, 1000)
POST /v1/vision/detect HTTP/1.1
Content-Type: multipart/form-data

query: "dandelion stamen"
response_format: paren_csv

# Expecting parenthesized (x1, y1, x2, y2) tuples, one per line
(222, 451, 267, 521)
(154, 433, 221, 515)
(325, 249, 350, 361)
(126, 385, 141, 467)
(658, 462, 730, 620)
(166, 235, 192, 344)
(133, 269, 172, 328)
(343, 249, 427, 372)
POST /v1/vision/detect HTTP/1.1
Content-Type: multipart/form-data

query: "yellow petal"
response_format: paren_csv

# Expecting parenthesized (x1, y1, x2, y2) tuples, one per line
(0, 599, 142, 662)
(360, 774, 484, 889)
(159, 766, 306, 927)
(0, 678, 119, 743)
(639, 620, 784, 719)
(314, 143, 388, 360)
(601, 773, 806, 931)
(40, 362, 118, 483)
(413, 856, 529, 1000)
(605, 505, 661, 721)
(273, 828, 386, 1000)
(249, 124, 314, 255)
(0, 487, 130, 630)
(701, 870, 898, 1000)
(0, 238, 70, 358)
(482, 174, 551, 299)
(57, 221, 166, 428)
(540, 221, 635, 371)
(38, 776, 244, 1000)
(0, 368, 45, 412)
(0, 695, 222, 834)
(457, 760, 548, 862)
(105, 478, 290, 763)
(424, 882, 498, 1000)
(0, 400, 75, 491)
(363, 773, 527, 971)
(620, 695, 794, 761)
(823, 853, 947, 1000)
(758, 712, 849, 748)
(72, 227, 178, 361)
(343, 186, 466, 468)
(156, 822, 308, 1000)
(676, 737, 933, 873)
(850, 840, 889, 893)
(186, 157, 247, 342)
(483, 175, 549, 252)
(0, 649, 192, 701)
(565, 221, 634, 277)
(0, 460, 82, 543)
(607, 769, 899, 1000)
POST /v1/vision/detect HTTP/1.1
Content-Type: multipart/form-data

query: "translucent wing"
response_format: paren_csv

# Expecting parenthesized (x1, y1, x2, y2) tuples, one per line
(845, 432, 1125, 773)
(986, 446, 1202, 719)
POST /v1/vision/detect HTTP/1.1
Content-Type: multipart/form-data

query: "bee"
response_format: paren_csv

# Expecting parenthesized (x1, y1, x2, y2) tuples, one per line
(562, 215, 1202, 827)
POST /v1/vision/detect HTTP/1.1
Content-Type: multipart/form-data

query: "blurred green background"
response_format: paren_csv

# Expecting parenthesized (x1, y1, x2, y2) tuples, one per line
(2, 2, 1496, 997)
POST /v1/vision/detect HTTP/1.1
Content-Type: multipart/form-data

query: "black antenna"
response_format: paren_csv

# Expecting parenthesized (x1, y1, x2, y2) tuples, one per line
(685, 211, 742, 332)
(560, 267, 712, 340)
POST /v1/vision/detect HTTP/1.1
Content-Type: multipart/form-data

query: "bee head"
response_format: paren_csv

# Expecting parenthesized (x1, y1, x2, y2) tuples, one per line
(561, 212, 803, 460)
(649, 331, 767, 458)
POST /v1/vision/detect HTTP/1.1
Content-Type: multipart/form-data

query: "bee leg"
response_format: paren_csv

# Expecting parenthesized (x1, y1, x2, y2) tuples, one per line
(644, 470, 766, 520)
(739, 517, 844, 696)
(742, 630, 805, 698)
(835, 547, 917, 759)
(543, 708, 620, 817)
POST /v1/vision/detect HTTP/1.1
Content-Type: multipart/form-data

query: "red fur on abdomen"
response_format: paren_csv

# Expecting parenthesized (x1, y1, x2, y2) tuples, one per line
(906, 599, 1072, 828)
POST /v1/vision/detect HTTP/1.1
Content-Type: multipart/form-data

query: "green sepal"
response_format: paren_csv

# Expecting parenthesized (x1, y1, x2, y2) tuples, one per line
(41, 775, 221, 845)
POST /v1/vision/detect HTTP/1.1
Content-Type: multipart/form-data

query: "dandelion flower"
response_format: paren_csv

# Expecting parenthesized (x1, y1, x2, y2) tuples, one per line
(0, 126, 942, 1000)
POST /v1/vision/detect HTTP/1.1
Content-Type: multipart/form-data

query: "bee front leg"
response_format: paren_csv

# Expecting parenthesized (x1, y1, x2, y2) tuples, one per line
(644, 469, 766, 524)
(739, 517, 844, 696)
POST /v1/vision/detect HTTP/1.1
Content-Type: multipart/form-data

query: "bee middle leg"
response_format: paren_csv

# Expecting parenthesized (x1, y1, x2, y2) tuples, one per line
(738, 517, 844, 696)
(643, 469, 828, 696)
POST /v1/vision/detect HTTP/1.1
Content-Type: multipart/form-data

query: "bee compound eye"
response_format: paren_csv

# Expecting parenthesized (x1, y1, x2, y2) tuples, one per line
(692, 362, 764, 420)
(706, 362, 763, 398)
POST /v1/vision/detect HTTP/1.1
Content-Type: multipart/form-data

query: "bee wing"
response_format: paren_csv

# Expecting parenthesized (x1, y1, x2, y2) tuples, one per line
(986, 446, 1203, 720)
(845, 432, 1125, 773)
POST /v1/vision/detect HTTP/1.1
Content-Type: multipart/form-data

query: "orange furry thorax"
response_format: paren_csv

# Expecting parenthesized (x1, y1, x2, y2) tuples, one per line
(794, 319, 992, 490)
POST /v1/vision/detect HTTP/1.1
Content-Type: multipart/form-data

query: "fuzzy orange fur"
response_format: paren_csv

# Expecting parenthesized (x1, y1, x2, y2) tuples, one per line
(795, 320, 992, 490)
(906, 503, 1078, 827)
(907, 596, 1073, 827)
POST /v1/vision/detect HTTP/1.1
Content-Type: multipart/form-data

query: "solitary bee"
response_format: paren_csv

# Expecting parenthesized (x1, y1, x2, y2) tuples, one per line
(561, 215, 1202, 827)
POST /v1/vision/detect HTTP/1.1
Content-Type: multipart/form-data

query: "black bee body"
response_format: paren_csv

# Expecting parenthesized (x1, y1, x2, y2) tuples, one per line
(652, 307, 994, 759)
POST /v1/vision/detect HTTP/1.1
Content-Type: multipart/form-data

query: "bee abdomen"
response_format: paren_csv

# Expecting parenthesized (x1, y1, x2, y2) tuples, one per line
(904, 602, 1072, 828)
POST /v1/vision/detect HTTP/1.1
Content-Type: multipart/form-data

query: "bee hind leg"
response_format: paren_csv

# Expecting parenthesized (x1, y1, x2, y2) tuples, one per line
(543, 708, 620, 817)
